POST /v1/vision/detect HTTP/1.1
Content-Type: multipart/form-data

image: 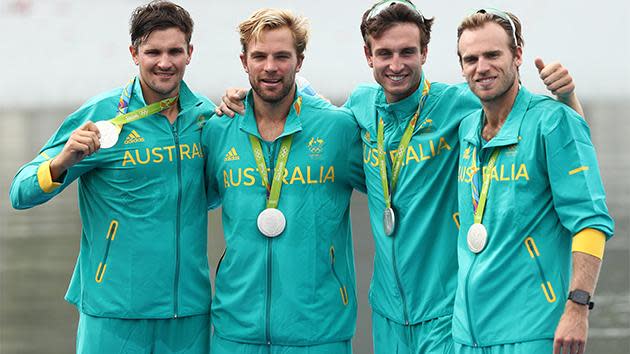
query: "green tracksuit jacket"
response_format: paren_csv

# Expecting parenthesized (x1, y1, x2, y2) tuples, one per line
(453, 87, 614, 346)
(203, 91, 365, 346)
(10, 79, 215, 319)
(344, 77, 480, 326)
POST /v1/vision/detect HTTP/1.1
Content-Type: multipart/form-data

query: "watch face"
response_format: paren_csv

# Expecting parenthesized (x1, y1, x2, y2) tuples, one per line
(571, 290, 590, 304)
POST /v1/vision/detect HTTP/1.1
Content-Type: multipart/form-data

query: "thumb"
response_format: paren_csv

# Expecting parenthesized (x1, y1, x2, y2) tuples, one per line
(534, 57, 545, 73)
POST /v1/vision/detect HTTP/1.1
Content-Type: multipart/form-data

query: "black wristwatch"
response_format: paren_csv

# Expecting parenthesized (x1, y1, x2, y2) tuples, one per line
(568, 289, 594, 310)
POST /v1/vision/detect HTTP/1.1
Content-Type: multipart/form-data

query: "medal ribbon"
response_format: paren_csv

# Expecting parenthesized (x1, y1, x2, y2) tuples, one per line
(108, 77, 178, 127)
(377, 79, 431, 208)
(248, 96, 302, 209)
(249, 135, 293, 209)
(471, 148, 500, 224)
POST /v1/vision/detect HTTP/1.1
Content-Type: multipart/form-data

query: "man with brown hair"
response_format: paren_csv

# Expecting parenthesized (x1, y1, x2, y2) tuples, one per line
(9, 1, 215, 352)
(454, 9, 613, 354)
(203, 7, 365, 354)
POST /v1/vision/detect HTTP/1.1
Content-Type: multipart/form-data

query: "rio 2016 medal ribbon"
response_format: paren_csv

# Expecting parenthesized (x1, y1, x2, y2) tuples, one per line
(467, 223, 488, 253)
(249, 96, 302, 238)
(383, 207, 396, 236)
(376, 78, 431, 237)
(96, 77, 178, 149)
(257, 208, 287, 237)
(468, 145, 501, 253)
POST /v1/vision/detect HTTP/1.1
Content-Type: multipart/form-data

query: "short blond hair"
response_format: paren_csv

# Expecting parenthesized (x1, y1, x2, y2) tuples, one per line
(238, 8, 309, 56)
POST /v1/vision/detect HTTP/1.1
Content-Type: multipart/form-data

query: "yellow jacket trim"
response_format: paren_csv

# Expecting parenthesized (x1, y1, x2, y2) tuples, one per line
(37, 160, 62, 193)
(572, 228, 606, 259)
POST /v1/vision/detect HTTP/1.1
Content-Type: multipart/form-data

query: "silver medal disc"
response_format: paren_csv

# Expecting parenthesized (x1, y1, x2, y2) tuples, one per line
(383, 207, 396, 236)
(467, 223, 488, 253)
(257, 208, 286, 238)
(95, 120, 121, 149)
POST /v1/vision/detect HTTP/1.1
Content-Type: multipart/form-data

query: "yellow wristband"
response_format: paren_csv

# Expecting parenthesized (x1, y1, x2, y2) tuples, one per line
(572, 228, 606, 260)
(37, 160, 62, 193)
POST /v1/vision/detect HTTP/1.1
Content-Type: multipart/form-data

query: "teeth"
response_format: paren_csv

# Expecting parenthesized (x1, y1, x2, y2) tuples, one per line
(389, 76, 405, 82)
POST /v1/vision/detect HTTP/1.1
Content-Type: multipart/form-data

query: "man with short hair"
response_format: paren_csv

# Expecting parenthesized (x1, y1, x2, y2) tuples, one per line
(203, 8, 364, 354)
(10, 1, 214, 352)
(453, 9, 613, 354)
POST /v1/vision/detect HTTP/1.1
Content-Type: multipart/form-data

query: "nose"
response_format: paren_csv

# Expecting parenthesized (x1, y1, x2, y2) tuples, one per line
(264, 57, 278, 72)
(157, 53, 173, 70)
(389, 54, 404, 73)
(476, 57, 491, 74)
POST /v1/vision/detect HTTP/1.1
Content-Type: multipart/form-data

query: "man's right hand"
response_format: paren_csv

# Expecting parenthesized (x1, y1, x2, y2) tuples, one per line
(49, 121, 101, 181)
(214, 88, 247, 117)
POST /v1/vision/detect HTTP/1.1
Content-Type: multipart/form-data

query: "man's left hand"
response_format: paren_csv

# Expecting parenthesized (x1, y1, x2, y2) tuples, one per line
(553, 301, 589, 354)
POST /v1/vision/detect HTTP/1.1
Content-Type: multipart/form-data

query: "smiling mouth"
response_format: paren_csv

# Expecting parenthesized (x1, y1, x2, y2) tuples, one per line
(476, 76, 496, 84)
(155, 72, 175, 78)
(387, 74, 407, 82)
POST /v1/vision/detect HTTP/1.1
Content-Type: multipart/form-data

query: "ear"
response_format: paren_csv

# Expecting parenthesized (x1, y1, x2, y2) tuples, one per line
(295, 53, 304, 73)
(186, 44, 194, 65)
(363, 44, 374, 68)
(129, 45, 139, 65)
(240, 52, 248, 73)
(420, 46, 428, 65)
(514, 46, 523, 67)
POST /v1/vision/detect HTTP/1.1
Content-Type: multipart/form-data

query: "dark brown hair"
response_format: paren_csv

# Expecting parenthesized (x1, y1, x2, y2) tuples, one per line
(129, 0, 194, 49)
(360, 1, 434, 52)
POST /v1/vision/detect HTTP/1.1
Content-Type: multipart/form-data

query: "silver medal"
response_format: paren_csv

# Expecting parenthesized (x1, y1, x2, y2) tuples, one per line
(95, 120, 121, 149)
(257, 208, 286, 238)
(383, 207, 396, 236)
(467, 223, 488, 253)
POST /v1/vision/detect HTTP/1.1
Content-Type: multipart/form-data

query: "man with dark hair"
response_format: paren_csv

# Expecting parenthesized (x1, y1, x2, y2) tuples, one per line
(9, 1, 215, 352)
(454, 9, 613, 354)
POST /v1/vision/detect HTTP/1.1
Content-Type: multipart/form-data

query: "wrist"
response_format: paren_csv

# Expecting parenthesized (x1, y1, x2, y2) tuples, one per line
(49, 157, 68, 181)
(565, 299, 590, 316)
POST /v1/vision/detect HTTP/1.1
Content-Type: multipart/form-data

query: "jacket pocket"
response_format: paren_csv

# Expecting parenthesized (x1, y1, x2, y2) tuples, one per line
(329, 246, 349, 306)
(95, 220, 119, 283)
(524, 236, 556, 303)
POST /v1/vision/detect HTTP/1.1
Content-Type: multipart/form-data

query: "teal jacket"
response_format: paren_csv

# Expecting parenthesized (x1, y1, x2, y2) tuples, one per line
(344, 78, 480, 325)
(203, 91, 365, 346)
(454, 87, 614, 346)
(10, 79, 215, 319)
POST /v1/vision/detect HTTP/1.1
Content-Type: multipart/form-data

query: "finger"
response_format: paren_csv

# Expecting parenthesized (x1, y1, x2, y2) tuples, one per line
(539, 62, 562, 81)
(534, 57, 546, 73)
(68, 141, 92, 158)
(214, 106, 224, 117)
(82, 121, 100, 134)
(543, 67, 570, 87)
(72, 133, 99, 155)
(547, 80, 575, 96)
(577, 341, 586, 354)
(554, 338, 563, 354)
(218, 101, 235, 118)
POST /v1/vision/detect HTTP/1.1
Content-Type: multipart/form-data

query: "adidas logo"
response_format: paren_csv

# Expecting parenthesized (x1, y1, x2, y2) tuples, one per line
(124, 130, 145, 144)
(224, 147, 240, 161)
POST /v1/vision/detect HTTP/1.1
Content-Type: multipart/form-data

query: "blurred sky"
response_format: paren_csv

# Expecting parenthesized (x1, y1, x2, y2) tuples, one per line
(1, 0, 629, 109)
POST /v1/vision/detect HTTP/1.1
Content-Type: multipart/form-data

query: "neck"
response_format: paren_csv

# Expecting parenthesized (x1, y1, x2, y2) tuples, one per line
(253, 85, 296, 141)
(481, 81, 519, 141)
(139, 78, 181, 124)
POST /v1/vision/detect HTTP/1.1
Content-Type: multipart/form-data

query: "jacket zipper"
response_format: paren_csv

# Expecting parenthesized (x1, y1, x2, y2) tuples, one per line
(265, 141, 277, 345)
(171, 123, 182, 318)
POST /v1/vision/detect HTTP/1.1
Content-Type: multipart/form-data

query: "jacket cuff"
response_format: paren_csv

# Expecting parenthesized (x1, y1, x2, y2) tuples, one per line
(572, 228, 606, 259)
(37, 160, 62, 193)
